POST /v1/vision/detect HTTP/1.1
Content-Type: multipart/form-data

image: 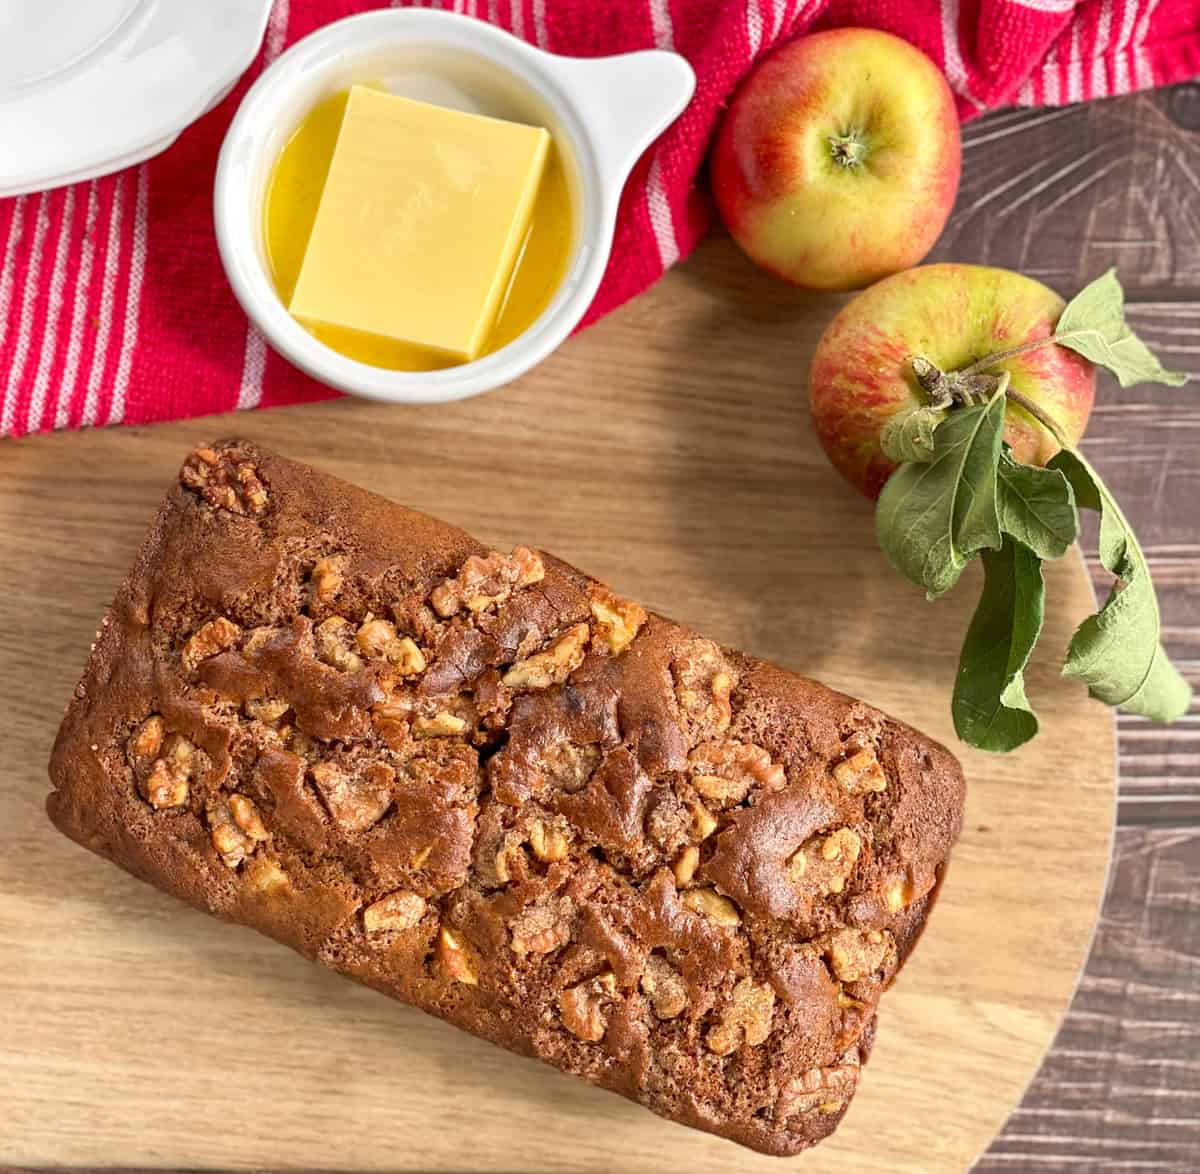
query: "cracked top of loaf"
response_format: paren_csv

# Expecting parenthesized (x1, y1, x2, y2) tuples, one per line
(48, 439, 966, 1157)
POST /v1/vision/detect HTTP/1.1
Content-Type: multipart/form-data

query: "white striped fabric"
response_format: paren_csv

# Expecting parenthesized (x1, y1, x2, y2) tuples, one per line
(107, 163, 150, 426)
(82, 174, 127, 427)
(1, 194, 51, 436)
(55, 182, 101, 429)
(25, 186, 76, 433)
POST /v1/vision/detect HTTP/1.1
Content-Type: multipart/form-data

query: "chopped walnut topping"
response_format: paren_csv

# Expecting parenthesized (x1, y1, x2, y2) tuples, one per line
(825, 928, 892, 983)
(883, 878, 907, 917)
(245, 855, 290, 894)
(672, 644, 735, 739)
(492, 834, 525, 886)
(128, 715, 165, 761)
(181, 447, 268, 516)
(560, 970, 617, 1042)
(673, 845, 700, 887)
(541, 741, 601, 793)
(707, 978, 775, 1055)
(435, 927, 479, 985)
(355, 617, 395, 657)
(589, 588, 647, 656)
(238, 466, 268, 512)
(243, 626, 277, 656)
(364, 890, 426, 934)
(681, 887, 741, 927)
(211, 823, 251, 869)
(788, 828, 863, 896)
(356, 618, 427, 675)
(510, 897, 574, 958)
(774, 1064, 859, 1119)
(491, 814, 572, 884)
(288, 729, 319, 759)
(529, 819, 571, 863)
(181, 617, 240, 673)
(412, 712, 468, 739)
(129, 722, 198, 811)
(885, 876, 915, 913)
(502, 623, 590, 691)
(308, 557, 346, 607)
(315, 617, 364, 672)
(430, 546, 545, 618)
(144, 758, 191, 810)
(688, 739, 786, 807)
(690, 774, 747, 806)
(371, 696, 411, 749)
(392, 637, 426, 675)
(245, 696, 290, 724)
(309, 761, 393, 833)
(833, 747, 887, 796)
(640, 955, 688, 1020)
(687, 799, 718, 842)
(207, 797, 262, 869)
(229, 794, 270, 842)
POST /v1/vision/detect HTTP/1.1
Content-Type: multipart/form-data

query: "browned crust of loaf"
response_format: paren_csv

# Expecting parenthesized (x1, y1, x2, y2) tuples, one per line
(47, 439, 965, 1157)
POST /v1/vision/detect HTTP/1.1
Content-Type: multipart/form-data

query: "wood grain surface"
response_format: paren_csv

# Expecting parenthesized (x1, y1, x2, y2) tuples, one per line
(1, 78, 1198, 1174)
(0, 232, 1117, 1170)
(944, 84, 1200, 1174)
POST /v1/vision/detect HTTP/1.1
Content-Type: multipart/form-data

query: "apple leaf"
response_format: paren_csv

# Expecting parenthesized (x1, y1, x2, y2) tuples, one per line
(1055, 269, 1188, 388)
(996, 448, 1078, 561)
(875, 389, 1006, 599)
(880, 405, 942, 464)
(952, 537, 1045, 753)
(1049, 449, 1192, 720)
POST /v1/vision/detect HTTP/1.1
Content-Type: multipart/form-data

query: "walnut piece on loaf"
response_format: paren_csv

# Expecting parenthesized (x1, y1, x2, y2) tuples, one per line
(47, 439, 966, 1158)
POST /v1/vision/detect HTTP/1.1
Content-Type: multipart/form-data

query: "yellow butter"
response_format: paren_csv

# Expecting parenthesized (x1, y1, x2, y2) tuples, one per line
(288, 85, 551, 362)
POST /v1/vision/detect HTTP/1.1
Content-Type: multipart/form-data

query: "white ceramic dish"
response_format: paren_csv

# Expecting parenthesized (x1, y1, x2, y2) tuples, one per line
(0, 0, 273, 198)
(214, 8, 695, 406)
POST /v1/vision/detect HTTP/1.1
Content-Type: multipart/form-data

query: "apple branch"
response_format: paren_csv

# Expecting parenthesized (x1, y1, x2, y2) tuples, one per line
(1002, 386, 1072, 449)
(910, 355, 1072, 449)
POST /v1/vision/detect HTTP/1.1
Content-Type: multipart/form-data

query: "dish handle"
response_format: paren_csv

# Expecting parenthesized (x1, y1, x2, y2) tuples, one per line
(548, 49, 696, 182)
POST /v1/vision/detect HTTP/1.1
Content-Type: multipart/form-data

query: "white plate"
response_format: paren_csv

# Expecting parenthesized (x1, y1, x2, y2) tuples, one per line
(0, 0, 274, 198)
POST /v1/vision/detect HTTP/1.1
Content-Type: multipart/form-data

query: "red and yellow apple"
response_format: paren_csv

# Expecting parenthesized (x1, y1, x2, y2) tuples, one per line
(809, 264, 1096, 498)
(711, 28, 962, 291)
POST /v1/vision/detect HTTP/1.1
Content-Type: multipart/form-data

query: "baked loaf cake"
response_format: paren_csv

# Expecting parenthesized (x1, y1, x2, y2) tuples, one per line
(48, 440, 965, 1156)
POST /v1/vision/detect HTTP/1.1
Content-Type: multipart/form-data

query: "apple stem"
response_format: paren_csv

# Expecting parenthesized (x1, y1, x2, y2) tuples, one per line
(951, 335, 1076, 448)
(958, 336, 1058, 375)
(910, 352, 1074, 450)
(828, 132, 868, 168)
(1002, 385, 1073, 449)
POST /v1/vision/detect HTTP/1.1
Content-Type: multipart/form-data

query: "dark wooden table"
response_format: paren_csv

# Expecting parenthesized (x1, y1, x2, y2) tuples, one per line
(951, 86, 1200, 1173)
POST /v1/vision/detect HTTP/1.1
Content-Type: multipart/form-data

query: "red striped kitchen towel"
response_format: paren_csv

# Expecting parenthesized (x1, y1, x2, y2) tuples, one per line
(2, 0, 1198, 438)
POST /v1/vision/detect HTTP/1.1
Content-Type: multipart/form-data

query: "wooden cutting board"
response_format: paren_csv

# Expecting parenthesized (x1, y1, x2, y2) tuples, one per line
(0, 236, 1115, 1173)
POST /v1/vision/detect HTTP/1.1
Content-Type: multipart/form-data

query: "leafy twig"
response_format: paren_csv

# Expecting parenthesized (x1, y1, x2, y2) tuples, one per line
(876, 269, 1192, 752)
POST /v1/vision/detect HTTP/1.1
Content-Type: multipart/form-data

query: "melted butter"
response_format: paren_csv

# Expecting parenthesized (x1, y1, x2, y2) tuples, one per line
(264, 89, 574, 371)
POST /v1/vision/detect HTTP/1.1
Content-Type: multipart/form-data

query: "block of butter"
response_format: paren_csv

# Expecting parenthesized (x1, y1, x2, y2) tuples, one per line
(289, 86, 551, 363)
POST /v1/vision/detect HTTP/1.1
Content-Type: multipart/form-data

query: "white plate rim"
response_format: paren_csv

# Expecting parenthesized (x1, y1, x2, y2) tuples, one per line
(0, 0, 274, 199)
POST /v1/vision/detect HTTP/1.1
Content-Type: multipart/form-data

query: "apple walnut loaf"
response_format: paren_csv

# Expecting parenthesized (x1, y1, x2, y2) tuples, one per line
(48, 440, 965, 1157)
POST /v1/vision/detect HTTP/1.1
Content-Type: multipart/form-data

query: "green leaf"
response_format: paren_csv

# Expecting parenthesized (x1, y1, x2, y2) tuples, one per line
(996, 448, 1079, 561)
(1056, 268, 1188, 388)
(880, 405, 942, 464)
(1049, 449, 1192, 720)
(875, 390, 1006, 598)
(952, 537, 1046, 752)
